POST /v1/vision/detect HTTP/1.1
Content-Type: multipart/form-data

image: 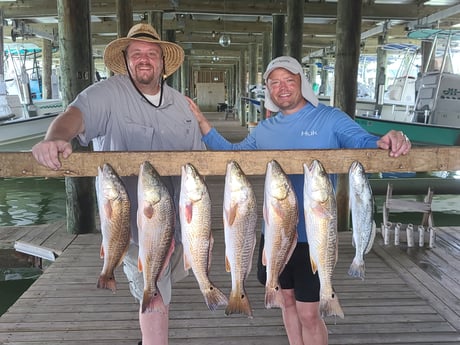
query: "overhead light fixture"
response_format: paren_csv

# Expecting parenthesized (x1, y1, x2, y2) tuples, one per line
(219, 0, 231, 47)
(219, 34, 231, 47)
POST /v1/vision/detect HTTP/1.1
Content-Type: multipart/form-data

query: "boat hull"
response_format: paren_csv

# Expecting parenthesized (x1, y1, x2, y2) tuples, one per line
(0, 113, 58, 151)
(355, 115, 460, 146)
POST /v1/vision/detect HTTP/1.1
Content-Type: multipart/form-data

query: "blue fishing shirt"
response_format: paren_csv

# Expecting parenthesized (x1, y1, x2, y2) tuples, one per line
(202, 102, 380, 242)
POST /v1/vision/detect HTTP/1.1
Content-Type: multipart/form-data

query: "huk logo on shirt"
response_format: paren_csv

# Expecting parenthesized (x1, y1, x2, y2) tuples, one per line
(300, 129, 318, 137)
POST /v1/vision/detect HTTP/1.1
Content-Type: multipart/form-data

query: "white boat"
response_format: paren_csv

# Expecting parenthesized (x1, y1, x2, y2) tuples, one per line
(0, 43, 63, 151)
(0, 111, 59, 151)
(354, 29, 460, 146)
(0, 95, 62, 151)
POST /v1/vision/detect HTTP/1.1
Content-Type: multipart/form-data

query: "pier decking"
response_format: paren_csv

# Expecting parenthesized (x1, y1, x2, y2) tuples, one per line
(0, 112, 459, 344)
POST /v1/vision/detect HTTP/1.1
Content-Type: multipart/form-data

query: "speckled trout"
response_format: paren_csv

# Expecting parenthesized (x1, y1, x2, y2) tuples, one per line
(179, 163, 228, 311)
(348, 161, 376, 280)
(263, 160, 298, 309)
(223, 160, 257, 318)
(137, 161, 175, 313)
(95, 163, 131, 292)
(303, 159, 344, 319)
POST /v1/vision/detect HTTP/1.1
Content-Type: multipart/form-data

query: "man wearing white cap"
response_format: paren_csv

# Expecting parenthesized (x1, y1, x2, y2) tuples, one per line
(32, 23, 206, 345)
(189, 55, 411, 345)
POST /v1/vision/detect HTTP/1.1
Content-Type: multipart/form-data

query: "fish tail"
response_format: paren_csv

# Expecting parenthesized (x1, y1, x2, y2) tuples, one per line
(225, 288, 253, 318)
(141, 289, 166, 314)
(320, 292, 344, 319)
(203, 285, 228, 311)
(96, 273, 117, 292)
(348, 257, 365, 280)
(264, 285, 283, 309)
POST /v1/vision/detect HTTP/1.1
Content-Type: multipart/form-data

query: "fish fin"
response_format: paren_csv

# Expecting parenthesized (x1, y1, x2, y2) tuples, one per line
(348, 257, 365, 280)
(226, 203, 238, 226)
(225, 255, 231, 273)
(114, 243, 130, 269)
(104, 200, 113, 219)
(141, 289, 166, 314)
(203, 284, 228, 311)
(320, 290, 344, 319)
(143, 202, 154, 219)
(96, 273, 117, 293)
(183, 251, 192, 271)
(310, 257, 318, 274)
(245, 232, 257, 278)
(99, 244, 105, 259)
(264, 284, 284, 309)
(263, 203, 269, 226)
(185, 202, 193, 224)
(207, 234, 214, 272)
(311, 203, 333, 219)
(272, 200, 286, 219)
(364, 221, 377, 254)
(138, 257, 143, 272)
(159, 238, 175, 280)
(225, 287, 253, 318)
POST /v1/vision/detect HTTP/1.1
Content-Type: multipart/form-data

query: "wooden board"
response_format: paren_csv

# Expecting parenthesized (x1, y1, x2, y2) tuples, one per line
(0, 221, 76, 260)
(1, 146, 460, 178)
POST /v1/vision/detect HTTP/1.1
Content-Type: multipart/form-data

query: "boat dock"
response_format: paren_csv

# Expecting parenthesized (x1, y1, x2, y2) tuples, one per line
(0, 112, 459, 344)
(0, 219, 459, 344)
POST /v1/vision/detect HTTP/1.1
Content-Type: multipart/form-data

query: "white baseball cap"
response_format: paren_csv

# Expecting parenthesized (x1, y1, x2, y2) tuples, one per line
(263, 56, 319, 112)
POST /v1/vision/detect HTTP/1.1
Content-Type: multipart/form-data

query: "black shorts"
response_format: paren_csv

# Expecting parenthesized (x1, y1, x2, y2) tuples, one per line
(257, 234, 320, 303)
(279, 241, 320, 302)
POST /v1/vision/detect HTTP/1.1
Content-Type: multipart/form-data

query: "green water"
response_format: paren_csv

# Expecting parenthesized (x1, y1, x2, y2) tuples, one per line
(0, 177, 66, 316)
(0, 279, 35, 315)
(0, 177, 66, 226)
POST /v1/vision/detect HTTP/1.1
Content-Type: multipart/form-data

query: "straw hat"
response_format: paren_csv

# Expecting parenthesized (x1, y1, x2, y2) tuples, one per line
(103, 23, 184, 77)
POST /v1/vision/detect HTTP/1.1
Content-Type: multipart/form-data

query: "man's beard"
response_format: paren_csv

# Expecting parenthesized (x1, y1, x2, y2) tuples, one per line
(135, 65, 158, 85)
(136, 72, 155, 85)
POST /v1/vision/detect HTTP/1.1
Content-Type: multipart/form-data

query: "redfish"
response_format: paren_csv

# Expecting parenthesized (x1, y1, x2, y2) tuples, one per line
(137, 161, 175, 313)
(263, 160, 298, 309)
(303, 159, 344, 319)
(95, 163, 131, 292)
(179, 163, 228, 311)
(223, 160, 257, 318)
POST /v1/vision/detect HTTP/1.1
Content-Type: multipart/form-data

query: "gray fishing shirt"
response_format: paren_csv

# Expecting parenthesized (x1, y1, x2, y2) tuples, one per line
(73, 74, 205, 152)
(72, 74, 206, 243)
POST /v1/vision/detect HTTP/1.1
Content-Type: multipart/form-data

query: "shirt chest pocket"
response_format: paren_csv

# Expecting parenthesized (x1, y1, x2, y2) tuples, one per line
(124, 123, 155, 151)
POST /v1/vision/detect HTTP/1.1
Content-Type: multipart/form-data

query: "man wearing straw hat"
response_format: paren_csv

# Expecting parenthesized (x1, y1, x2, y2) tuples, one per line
(32, 23, 205, 345)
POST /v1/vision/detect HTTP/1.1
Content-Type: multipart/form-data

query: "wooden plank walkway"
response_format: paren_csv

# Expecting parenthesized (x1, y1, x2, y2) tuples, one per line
(0, 221, 76, 264)
(0, 112, 459, 344)
(1, 221, 459, 344)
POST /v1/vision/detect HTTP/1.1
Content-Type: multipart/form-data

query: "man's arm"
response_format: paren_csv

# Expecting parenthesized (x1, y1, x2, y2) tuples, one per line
(186, 97, 212, 135)
(32, 106, 85, 170)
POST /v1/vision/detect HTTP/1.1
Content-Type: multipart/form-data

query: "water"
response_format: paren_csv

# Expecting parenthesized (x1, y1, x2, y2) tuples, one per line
(0, 177, 66, 316)
(0, 177, 66, 226)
